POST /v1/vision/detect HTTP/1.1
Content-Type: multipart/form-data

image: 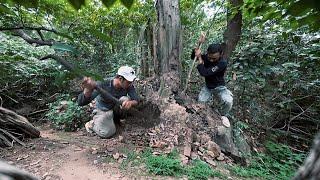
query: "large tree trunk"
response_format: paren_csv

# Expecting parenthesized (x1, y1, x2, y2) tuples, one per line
(223, 0, 243, 60)
(156, 0, 182, 95)
(293, 133, 320, 179)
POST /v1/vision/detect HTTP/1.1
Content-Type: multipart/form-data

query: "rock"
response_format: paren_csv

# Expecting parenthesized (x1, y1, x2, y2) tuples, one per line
(183, 145, 191, 157)
(118, 136, 124, 142)
(106, 147, 114, 152)
(207, 151, 216, 158)
(179, 154, 189, 165)
(199, 147, 205, 153)
(152, 152, 161, 155)
(200, 134, 211, 145)
(118, 158, 123, 164)
(204, 157, 216, 167)
(30, 160, 41, 166)
(216, 154, 225, 161)
(221, 116, 230, 127)
(92, 150, 98, 155)
(207, 141, 221, 158)
(113, 153, 120, 160)
(191, 152, 199, 160)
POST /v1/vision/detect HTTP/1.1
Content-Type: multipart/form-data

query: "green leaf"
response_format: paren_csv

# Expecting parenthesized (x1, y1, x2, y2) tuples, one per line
(120, 0, 134, 9)
(90, 29, 114, 46)
(12, 0, 39, 8)
(52, 43, 78, 54)
(101, 0, 117, 8)
(68, 0, 85, 10)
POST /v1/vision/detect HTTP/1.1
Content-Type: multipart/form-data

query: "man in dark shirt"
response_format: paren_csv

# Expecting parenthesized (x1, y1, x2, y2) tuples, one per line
(192, 36, 233, 115)
(78, 66, 139, 138)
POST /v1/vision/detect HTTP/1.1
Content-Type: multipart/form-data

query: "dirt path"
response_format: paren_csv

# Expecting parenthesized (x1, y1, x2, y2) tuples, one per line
(0, 124, 143, 180)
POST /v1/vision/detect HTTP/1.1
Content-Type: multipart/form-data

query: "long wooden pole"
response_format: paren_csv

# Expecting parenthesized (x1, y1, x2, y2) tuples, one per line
(182, 1, 225, 94)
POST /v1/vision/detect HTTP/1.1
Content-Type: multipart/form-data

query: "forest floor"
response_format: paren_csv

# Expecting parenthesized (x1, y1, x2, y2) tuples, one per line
(0, 122, 240, 180)
(0, 123, 175, 180)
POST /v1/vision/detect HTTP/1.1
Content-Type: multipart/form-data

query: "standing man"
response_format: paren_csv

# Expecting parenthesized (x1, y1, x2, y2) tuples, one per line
(78, 66, 139, 138)
(192, 35, 233, 115)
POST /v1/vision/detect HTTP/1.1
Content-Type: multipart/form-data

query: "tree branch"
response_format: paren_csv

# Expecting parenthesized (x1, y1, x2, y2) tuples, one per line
(0, 26, 57, 33)
(13, 29, 53, 46)
(36, 29, 45, 41)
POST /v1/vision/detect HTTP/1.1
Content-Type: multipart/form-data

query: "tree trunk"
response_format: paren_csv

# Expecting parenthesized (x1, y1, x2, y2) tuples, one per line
(156, 0, 182, 95)
(0, 107, 40, 147)
(293, 133, 320, 179)
(223, 0, 243, 60)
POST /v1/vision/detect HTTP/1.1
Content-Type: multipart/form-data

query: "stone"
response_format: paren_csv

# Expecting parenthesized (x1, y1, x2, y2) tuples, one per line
(207, 141, 221, 158)
(183, 145, 191, 157)
(200, 134, 211, 145)
(191, 152, 199, 160)
(216, 154, 225, 161)
(221, 116, 230, 127)
(204, 157, 216, 167)
(113, 153, 120, 160)
(118, 136, 124, 142)
(92, 150, 98, 155)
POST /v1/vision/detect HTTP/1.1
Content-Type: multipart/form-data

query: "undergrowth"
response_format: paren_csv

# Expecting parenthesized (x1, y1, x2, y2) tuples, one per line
(229, 141, 306, 180)
(45, 94, 88, 131)
(120, 148, 225, 180)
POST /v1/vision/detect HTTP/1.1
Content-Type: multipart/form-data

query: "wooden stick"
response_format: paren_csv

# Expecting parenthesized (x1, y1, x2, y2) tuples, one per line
(182, 1, 225, 94)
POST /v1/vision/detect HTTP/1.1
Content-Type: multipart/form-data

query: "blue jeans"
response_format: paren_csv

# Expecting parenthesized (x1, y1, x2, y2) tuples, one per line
(198, 86, 233, 115)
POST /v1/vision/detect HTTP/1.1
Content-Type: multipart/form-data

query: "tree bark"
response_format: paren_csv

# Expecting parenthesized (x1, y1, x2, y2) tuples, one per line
(0, 107, 40, 147)
(293, 133, 320, 179)
(156, 0, 182, 95)
(223, 0, 243, 60)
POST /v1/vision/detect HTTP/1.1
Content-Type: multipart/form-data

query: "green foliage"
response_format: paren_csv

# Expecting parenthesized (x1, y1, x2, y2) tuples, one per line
(230, 141, 306, 180)
(0, 33, 67, 107)
(242, 0, 320, 31)
(145, 154, 184, 176)
(230, 21, 320, 145)
(187, 160, 224, 180)
(45, 94, 88, 131)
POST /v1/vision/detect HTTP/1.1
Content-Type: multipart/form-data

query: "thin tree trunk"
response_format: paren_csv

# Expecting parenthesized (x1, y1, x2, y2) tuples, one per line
(223, 0, 243, 60)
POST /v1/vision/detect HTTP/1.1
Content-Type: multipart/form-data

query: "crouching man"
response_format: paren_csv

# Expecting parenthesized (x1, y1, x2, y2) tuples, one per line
(78, 66, 139, 138)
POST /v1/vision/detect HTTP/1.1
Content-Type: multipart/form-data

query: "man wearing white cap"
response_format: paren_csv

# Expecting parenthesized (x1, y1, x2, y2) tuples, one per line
(77, 66, 139, 138)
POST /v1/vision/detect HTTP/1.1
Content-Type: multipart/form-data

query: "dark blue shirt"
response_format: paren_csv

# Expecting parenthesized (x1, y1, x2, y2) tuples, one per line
(77, 78, 139, 111)
(191, 50, 227, 89)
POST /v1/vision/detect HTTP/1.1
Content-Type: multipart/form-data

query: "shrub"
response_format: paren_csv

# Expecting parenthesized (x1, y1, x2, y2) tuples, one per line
(45, 94, 88, 131)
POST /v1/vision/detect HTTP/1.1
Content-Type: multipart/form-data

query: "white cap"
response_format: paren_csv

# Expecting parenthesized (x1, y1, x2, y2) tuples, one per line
(117, 66, 136, 82)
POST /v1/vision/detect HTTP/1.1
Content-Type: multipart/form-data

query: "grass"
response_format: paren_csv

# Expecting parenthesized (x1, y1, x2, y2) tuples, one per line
(118, 147, 225, 180)
(228, 141, 306, 180)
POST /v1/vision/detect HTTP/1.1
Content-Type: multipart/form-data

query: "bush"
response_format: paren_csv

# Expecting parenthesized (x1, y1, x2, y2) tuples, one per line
(45, 94, 88, 131)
